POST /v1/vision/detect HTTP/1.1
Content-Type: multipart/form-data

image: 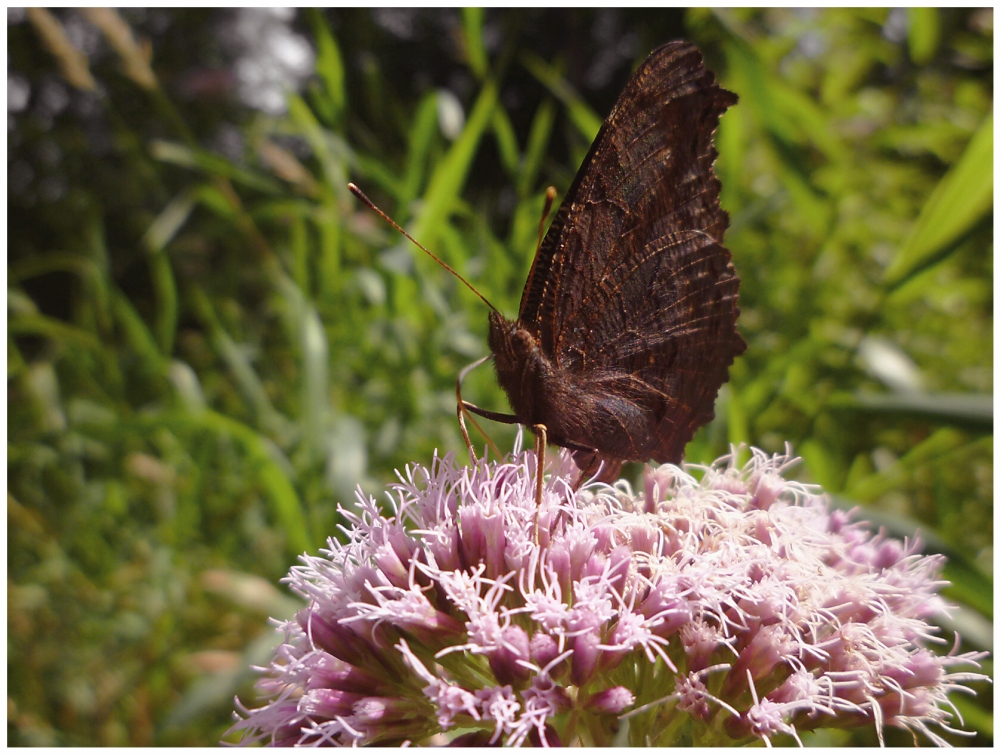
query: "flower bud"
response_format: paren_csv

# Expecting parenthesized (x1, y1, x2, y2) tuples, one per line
(585, 685, 635, 714)
(489, 624, 531, 685)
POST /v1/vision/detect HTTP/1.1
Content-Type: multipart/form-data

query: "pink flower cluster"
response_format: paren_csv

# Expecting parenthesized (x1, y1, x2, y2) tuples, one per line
(230, 446, 986, 746)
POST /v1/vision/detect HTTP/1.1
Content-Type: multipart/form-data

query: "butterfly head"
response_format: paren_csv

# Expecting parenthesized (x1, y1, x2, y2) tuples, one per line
(488, 311, 539, 362)
(488, 310, 548, 422)
(487, 311, 515, 363)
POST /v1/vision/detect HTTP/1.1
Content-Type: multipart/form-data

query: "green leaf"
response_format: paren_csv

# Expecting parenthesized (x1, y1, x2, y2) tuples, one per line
(289, 214, 309, 292)
(149, 140, 283, 194)
(399, 92, 442, 212)
(725, 384, 750, 453)
(143, 189, 196, 253)
(884, 113, 993, 286)
(907, 7, 940, 65)
(828, 391, 992, 431)
(273, 276, 331, 465)
(9, 252, 101, 287)
(308, 9, 346, 122)
(142, 191, 192, 355)
(111, 290, 166, 375)
(800, 438, 842, 491)
(767, 80, 848, 164)
(723, 39, 836, 234)
(317, 213, 342, 301)
(950, 695, 995, 741)
(724, 40, 800, 150)
(8, 313, 103, 353)
(287, 94, 349, 201)
(491, 107, 521, 179)
(352, 151, 405, 199)
(410, 80, 499, 253)
(462, 7, 488, 79)
(517, 97, 556, 198)
(941, 573, 994, 629)
(190, 287, 286, 438)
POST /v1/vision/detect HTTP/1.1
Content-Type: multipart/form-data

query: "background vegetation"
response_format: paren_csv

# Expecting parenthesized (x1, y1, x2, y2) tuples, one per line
(7, 8, 992, 746)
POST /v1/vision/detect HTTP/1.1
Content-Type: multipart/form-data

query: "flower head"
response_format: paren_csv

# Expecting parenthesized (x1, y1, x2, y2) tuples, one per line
(230, 445, 987, 746)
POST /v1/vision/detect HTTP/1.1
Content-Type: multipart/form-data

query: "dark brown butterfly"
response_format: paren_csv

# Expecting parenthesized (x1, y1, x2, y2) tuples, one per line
(468, 41, 745, 483)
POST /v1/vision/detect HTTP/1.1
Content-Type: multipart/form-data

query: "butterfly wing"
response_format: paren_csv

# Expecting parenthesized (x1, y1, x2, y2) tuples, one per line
(518, 41, 744, 464)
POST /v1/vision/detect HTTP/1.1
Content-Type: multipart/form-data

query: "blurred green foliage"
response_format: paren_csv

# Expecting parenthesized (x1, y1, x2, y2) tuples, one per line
(7, 8, 992, 746)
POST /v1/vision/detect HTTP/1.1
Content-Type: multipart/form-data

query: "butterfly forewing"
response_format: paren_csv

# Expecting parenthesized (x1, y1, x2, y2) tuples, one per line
(493, 41, 744, 475)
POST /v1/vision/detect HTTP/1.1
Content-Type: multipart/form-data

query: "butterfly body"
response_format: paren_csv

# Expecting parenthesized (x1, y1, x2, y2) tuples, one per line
(487, 41, 745, 482)
(489, 311, 663, 472)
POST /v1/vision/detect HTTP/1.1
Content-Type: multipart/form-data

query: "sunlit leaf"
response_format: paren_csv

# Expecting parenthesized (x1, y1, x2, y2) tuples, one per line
(400, 92, 442, 212)
(907, 7, 940, 65)
(462, 7, 488, 79)
(410, 80, 499, 253)
(884, 113, 993, 286)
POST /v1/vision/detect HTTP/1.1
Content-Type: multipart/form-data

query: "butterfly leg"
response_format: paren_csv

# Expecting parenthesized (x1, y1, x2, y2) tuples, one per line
(457, 402, 478, 463)
(456, 355, 498, 463)
(531, 423, 547, 544)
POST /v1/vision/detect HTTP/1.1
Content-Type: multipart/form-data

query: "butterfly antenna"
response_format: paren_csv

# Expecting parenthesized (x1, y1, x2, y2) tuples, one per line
(537, 186, 558, 252)
(348, 183, 498, 313)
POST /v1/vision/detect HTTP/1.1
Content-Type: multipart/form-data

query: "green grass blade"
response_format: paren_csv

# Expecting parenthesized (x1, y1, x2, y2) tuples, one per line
(273, 275, 330, 464)
(828, 391, 992, 431)
(520, 51, 602, 141)
(149, 140, 283, 194)
(491, 107, 521, 180)
(317, 214, 342, 301)
(9, 313, 103, 353)
(143, 189, 196, 252)
(308, 9, 346, 123)
(400, 92, 442, 211)
(143, 191, 194, 355)
(907, 7, 940, 65)
(950, 695, 994, 741)
(410, 79, 499, 252)
(462, 7, 488, 79)
(517, 98, 556, 197)
(725, 384, 749, 453)
(111, 289, 167, 374)
(290, 213, 309, 292)
(353, 151, 406, 199)
(723, 39, 835, 234)
(884, 113, 993, 286)
(288, 94, 348, 198)
(8, 252, 100, 286)
(190, 287, 285, 436)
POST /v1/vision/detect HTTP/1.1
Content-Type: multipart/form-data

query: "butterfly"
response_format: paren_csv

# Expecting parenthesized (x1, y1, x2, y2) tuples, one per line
(465, 41, 745, 483)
